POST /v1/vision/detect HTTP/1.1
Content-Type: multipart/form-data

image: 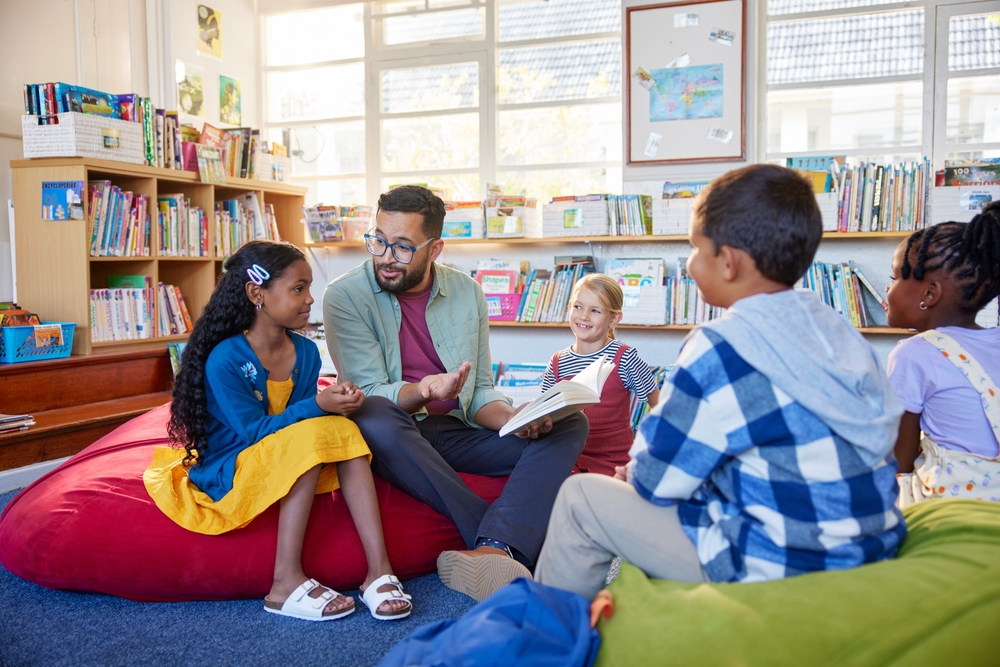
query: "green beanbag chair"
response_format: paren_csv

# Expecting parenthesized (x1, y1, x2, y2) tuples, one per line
(597, 499, 1000, 666)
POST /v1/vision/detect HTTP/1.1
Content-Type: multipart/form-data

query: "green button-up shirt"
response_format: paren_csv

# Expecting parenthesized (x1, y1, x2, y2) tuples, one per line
(322, 259, 511, 428)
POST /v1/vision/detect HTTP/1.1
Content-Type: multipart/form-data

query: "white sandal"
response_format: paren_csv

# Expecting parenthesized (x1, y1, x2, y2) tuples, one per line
(360, 574, 412, 621)
(263, 578, 355, 621)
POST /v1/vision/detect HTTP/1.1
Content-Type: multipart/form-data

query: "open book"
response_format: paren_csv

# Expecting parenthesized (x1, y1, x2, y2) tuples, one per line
(499, 355, 615, 437)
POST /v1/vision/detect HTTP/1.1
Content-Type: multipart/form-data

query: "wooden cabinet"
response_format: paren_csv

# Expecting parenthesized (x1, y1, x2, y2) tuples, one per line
(11, 157, 307, 355)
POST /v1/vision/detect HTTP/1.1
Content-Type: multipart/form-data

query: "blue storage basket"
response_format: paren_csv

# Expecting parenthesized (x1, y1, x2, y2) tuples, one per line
(0, 322, 76, 363)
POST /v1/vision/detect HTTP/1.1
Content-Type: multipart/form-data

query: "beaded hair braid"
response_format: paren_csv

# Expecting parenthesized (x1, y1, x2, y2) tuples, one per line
(901, 201, 1000, 313)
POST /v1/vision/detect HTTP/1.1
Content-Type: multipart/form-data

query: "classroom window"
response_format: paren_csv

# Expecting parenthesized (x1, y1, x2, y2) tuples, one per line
(765, 0, 1000, 168)
(262, 0, 622, 206)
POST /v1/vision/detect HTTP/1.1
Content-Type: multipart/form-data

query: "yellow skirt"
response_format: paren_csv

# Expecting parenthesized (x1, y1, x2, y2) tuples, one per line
(143, 415, 371, 535)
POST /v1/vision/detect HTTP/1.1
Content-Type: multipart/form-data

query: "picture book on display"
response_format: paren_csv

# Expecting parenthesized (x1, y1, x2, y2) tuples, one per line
(499, 355, 615, 437)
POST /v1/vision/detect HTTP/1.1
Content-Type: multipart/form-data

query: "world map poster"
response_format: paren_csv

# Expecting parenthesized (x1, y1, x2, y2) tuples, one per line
(649, 64, 723, 121)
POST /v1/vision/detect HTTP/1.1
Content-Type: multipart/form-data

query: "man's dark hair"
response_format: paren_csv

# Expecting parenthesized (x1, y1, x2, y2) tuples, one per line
(377, 185, 446, 239)
(694, 164, 822, 286)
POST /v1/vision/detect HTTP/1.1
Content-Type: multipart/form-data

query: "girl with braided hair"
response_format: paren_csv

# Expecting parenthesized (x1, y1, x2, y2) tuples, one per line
(885, 202, 1000, 505)
(144, 239, 413, 621)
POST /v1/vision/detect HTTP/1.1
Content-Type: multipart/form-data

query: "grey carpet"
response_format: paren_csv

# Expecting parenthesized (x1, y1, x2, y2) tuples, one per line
(0, 489, 476, 667)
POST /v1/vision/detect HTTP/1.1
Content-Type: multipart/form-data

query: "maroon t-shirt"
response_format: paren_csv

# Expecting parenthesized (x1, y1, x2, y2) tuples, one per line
(396, 285, 460, 415)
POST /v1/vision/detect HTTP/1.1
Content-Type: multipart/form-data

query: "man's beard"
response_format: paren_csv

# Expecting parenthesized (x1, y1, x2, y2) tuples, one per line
(373, 255, 430, 293)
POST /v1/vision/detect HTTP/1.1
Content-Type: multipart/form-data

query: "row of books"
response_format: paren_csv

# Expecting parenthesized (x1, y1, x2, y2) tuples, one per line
(89, 280, 193, 342)
(799, 261, 887, 329)
(833, 160, 932, 233)
(23, 82, 129, 124)
(216, 197, 281, 257)
(23, 82, 284, 180)
(87, 181, 152, 257)
(516, 257, 596, 323)
(159, 194, 208, 257)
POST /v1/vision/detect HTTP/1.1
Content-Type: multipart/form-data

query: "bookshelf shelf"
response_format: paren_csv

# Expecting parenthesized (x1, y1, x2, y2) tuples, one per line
(488, 321, 912, 335)
(12, 157, 307, 355)
(305, 230, 912, 249)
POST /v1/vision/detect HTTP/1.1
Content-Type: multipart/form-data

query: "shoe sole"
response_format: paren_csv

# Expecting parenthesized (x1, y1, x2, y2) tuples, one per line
(263, 602, 356, 622)
(436, 552, 532, 602)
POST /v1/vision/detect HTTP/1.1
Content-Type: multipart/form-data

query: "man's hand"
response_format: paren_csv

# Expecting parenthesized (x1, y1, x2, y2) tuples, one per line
(418, 361, 471, 402)
(316, 380, 365, 416)
(505, 402, 554, 439)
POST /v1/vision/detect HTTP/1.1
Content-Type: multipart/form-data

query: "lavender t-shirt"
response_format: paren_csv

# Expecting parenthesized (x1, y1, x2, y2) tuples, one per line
(887, 326, 1000, 457)
(396, 285, 460, 416)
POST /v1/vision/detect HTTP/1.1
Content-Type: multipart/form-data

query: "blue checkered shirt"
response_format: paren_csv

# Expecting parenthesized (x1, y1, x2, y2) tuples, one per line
(630, 328, 906, 583)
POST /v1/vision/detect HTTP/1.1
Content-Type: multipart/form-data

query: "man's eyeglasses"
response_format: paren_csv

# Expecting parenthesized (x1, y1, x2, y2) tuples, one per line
(363, 233, 437, 265)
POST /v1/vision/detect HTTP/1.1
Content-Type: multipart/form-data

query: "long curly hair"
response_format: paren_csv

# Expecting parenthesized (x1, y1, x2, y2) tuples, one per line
(900, 201, 1000, 313)
(168, 240, 306, 466)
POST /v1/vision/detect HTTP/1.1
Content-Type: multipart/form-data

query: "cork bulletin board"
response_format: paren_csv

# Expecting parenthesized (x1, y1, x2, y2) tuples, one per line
(626, 0, 746, 165)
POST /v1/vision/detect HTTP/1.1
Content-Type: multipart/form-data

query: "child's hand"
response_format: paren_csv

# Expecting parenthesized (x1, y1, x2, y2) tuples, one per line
(613, 465, 628, 481)
(317, 381, 365, 416)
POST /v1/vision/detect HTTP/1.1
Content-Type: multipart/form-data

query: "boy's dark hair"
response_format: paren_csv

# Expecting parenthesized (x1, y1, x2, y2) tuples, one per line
(694, 164, 822, 286)
(168, 239, 305, 466)
(900, 201, 1000, 313)
(377, 185, 446, 239)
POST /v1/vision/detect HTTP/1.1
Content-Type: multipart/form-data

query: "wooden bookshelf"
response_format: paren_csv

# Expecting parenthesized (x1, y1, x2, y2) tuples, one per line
(11, 157, 307, 355)
(305, 230, 913, 248)
(488, 321, 912, 335)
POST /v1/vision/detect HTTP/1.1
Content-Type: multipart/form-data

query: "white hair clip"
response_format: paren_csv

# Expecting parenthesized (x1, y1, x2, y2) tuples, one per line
(246, 264, 271, 285)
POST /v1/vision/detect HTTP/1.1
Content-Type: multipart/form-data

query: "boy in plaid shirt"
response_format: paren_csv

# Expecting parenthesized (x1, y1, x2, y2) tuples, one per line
(535, 165, 906, 598)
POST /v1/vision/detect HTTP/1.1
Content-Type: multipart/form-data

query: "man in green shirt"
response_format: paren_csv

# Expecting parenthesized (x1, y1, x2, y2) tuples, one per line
(323, 185, 588, 602)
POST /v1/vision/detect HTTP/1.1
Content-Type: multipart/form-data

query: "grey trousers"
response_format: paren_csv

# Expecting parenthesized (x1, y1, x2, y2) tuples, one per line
(534, 473, 708, 600)
(349, 396, 588, 566)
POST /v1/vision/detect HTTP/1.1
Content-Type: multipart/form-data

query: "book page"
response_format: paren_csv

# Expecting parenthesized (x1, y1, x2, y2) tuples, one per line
(498, 354, 613, 437)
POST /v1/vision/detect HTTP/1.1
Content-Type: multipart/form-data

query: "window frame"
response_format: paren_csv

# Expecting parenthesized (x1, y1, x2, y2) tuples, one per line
(761, 0, 1000, 169)
(260, 0, 624, 205)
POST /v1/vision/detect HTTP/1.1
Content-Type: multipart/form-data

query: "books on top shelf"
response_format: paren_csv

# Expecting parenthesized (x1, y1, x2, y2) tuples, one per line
(499, 354, 615, 437)
(541, 194, 651, 237)
(87, 181, 152, 257)
(158, 194, 208, 257)
(653, 182, 708, 236)
(303, 204, 373, 243)
(0, 413, 35, 435)
(443, 201, 486, 238)
(831, 159, 931, 233)
(487, 195, 539, 238)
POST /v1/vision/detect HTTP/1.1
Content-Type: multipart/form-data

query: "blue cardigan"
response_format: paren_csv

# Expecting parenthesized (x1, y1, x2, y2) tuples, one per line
(189, 331, 325, 502)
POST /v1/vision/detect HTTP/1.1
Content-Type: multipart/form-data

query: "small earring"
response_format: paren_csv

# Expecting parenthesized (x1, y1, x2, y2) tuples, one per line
(255, 303, 262, 311)
(919, 301, 928, 310)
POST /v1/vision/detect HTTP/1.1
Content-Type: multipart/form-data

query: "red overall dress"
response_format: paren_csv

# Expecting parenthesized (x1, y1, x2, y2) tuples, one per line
(551, 343, 634, 476)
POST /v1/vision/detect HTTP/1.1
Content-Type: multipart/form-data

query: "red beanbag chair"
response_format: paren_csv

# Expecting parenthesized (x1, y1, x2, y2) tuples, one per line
(0, 403, 506, 602)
